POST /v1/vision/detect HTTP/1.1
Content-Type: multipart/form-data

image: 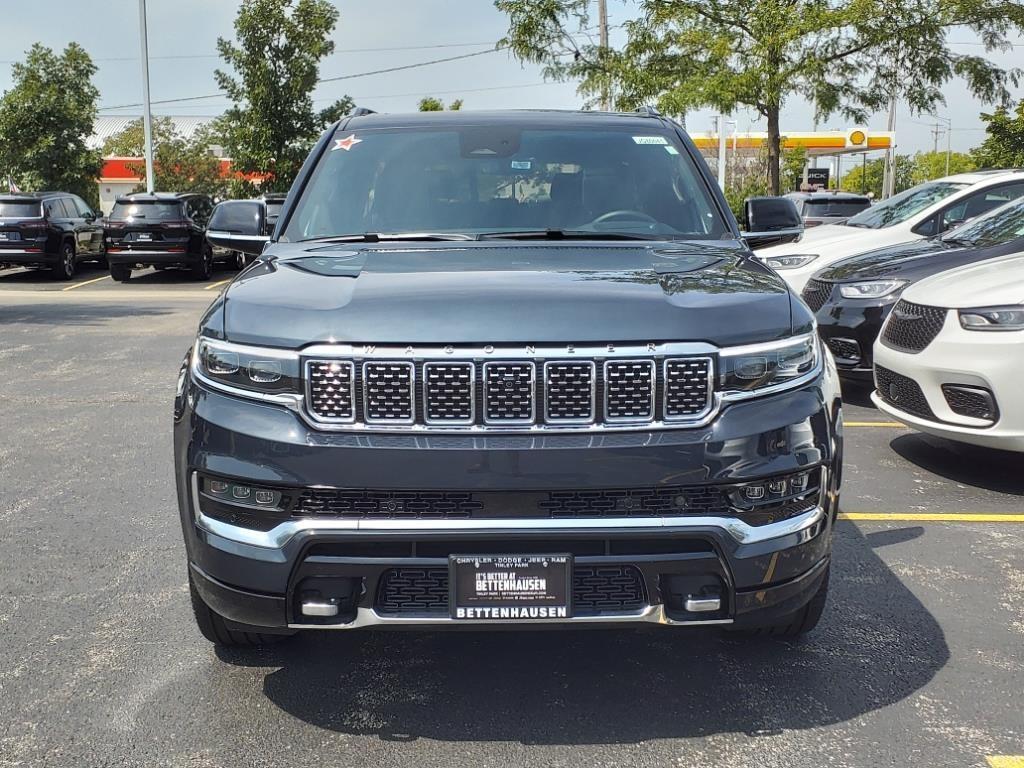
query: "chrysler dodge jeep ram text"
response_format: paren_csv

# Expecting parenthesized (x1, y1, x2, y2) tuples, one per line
(175, 108, 843, 647)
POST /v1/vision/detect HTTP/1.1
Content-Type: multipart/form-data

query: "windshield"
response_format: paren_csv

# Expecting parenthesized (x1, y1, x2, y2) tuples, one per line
(844, 182, 967, 229)
(944, 197, 1024, 246)
(0, 200, 42, 218)
(110, 201, 183, 221)
(284, 125, 729, 241)
(803, 199, 870, 217)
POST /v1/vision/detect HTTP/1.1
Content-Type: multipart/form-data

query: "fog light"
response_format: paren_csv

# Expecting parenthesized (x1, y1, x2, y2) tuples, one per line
(209, 480, 229, 495)
(232, 485, 252, 500)
(790, 473, 810, 492)
(744, 485, 765, 500)
(255, 490, 275, 505)
(767, 479, 786, 495)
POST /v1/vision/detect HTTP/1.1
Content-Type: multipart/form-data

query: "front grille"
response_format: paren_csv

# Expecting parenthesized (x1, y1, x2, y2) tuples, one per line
(826, 337, 861, 362)
(544, 362, 595, 422)
(942, 385, 998, 422)
(302, 345, 717, 432)
(363, 362, 414, 423)
(375, 565, 647, 617)
(539, 486, 728, 517)
(664, 358, 712, 418)
(423, 362, 474, 424)
(294, 490, 483, 519)
(882, 300, 947, 352)
(875, 365, 935, 420)
(801, 280, 833, 313)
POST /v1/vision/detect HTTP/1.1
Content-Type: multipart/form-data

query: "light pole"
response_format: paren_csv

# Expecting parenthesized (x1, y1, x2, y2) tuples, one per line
(933, 115, 952, 177)
(138, 0, 155, 194)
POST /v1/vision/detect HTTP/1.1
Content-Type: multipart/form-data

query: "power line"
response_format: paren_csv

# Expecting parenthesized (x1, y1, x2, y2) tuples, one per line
(97, 47, 500, 111)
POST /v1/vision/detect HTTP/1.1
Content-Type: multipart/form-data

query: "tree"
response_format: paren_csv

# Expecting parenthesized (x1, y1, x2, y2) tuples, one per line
(215, 0, 354, 193)
(909, 150, 976, 184)
(497, 0, 1024, 194)
(103, 118, 226, 196)
(841, 155, 913, 198)
(0, 43, 102, 207)
(418, 97, 463, 111)
(972, 101, 1024, 168)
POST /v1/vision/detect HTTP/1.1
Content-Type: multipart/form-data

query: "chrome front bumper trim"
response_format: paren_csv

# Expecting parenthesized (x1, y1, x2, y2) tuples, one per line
(190, 474, 827, 551)
(286, 604, 734, 630)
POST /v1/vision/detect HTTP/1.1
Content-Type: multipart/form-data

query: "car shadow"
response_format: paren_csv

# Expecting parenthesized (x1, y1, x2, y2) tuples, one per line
(839, 380, 875, 408)
(213, 521, 948, 744)
(889, 433, 1024, 495)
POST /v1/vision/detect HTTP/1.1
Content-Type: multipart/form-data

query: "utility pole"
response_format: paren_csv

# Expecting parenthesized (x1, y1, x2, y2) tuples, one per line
(930, 123, 944, 155)
(597, 0, 610, 111)
(138, 0, 155, 194)
(882, 96, 897, 198)
(934, 115, 952, 177)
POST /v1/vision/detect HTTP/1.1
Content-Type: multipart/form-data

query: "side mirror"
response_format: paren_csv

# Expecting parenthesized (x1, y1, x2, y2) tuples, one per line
(741, 196, 804, 250)
(206, 200, 269, 257)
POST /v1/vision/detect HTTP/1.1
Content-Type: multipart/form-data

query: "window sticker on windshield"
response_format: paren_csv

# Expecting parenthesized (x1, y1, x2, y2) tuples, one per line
(633, 135, 668, 145)
(511, 160, 532, 170)
(332, 134, 362, 151)
(664, 145, 679, 155)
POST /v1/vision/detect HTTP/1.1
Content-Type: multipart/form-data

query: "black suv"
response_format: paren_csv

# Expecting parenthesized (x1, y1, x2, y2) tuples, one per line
(176, 109, 842, 647)
(0, 192, 105, 279)
(105, 193, 215, 281)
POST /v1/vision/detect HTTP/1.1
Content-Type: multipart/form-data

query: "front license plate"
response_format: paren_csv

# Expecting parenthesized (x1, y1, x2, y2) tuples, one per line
(137, 233, 152, 241)
(450, 554, 572, 621)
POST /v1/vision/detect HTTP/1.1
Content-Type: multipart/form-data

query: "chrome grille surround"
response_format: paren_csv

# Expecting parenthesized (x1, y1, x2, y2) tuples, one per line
(482, 361, 536, 424)
(305, 360, 356, 423)
(543, 361, 597, 424)
(422, 362, 475, 425)
(603, 360, 655, 423)
(663, 357, 714, 420)
(362, 361, 415, 424)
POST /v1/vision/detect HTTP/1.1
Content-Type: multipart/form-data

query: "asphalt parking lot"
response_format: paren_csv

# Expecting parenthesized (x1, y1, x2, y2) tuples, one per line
(1, 269, 1022, 768)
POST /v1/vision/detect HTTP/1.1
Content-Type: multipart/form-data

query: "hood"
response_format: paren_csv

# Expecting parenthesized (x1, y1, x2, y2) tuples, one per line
(903, 251, 1024, 308)
(817, 238, 959, 281)
(218, 241, 796, 348)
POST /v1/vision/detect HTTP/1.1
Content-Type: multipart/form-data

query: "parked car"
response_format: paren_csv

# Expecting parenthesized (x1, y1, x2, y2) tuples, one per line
(0, 192, 105, 279)
(803, 195, 1024, 380)
(105, 192, 216, 281)
(784, 191, 872, 228)
(872, 251, 1024, 452)
(178, 108, 842, 648)
(262, 193, 286, 235)
(758, 170, 1024, 291)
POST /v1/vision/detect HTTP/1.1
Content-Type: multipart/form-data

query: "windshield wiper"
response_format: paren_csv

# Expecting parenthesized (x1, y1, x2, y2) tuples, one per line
(942, 236, 976, 247)
(477, 229, 663, 241)
(299, 232, 475, 243)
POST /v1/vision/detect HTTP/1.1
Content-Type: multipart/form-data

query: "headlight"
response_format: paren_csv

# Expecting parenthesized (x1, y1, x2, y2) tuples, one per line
(839, 280, 907, 299)
(765, 254, 818, 270)
(193, 337, 301, 394)
(958, 305, 1024, 331)
(720, 334, 820, 393)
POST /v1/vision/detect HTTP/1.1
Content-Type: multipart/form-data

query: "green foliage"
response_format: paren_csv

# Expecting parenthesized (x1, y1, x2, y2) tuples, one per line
(0, 43, 102, 208)
(972, 101, 1024, 168)
(103, 118, 226, 196)
(841, 155, 914, 198)
(909, 150, 976, 184)
(781, 144, 807, 191)
(725, 178, 770, 222)
(496, 0, 1024, 194)
(418, 97, 463, 111)
(215, 0, 353, 193)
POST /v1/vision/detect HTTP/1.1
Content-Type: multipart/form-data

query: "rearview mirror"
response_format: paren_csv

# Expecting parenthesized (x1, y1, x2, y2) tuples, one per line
(206, 200, 269, 257)
(741, 196, 804, 250)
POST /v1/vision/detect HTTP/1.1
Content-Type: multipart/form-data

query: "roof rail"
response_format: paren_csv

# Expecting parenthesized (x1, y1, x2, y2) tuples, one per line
(635, 105, 661, 117)
(349, 106, 377, 117)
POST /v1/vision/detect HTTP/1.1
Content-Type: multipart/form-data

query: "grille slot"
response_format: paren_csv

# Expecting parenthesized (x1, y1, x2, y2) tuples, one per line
(801, 279, 833, 313)
(362, 362, 414, 423)
(664, 358, 712, 419)
(544, 361, 596, 423)
(875, 365, 935, 420)
(483, 362, 535, 424)
(306, 360, 355, 421)
(375, 565, 647, 617)
(882, 300, 947, 353)
(539, 486, 728, 517)
(941, 385, 998, 422)
(604, 360, 655, 422)
(294, 489, 483, 519)
(423, 362, 474, 424)
(825, 337, 861, 362)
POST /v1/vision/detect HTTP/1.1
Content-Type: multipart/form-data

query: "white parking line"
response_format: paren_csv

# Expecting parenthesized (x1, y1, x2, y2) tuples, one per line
(61, 275, 111, 292)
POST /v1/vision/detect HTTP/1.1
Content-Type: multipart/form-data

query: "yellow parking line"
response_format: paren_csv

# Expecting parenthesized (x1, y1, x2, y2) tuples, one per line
(843, 421, 905, 428)
(204, 278, 232, 291)
(840, 512, 1024, 523)
(987, 757, 1024, 768)
(61, 275, 110, 292)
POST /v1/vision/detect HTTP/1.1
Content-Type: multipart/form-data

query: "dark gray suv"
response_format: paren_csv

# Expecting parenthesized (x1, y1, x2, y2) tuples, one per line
(175, 109, 843, 647)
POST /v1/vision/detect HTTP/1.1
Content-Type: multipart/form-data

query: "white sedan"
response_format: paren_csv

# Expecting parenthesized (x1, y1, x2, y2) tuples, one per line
(758, 170, 1024, 292)
(872, 251, 1024, 452)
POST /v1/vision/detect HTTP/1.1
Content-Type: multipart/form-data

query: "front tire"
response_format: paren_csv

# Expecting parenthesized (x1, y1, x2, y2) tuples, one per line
(51, 241, 75, 281)
(189, 573, 292, 648)
(109, 263, 132, 283)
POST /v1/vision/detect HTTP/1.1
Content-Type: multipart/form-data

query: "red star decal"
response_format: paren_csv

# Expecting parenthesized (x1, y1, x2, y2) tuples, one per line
(332, 134, 362, 151)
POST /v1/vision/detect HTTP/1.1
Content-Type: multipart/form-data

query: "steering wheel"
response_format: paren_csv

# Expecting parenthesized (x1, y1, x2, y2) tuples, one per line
(589, 209, 660, 226)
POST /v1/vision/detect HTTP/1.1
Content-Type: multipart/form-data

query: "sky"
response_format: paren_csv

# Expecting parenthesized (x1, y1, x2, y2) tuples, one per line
(1, 0, 1022, 161)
